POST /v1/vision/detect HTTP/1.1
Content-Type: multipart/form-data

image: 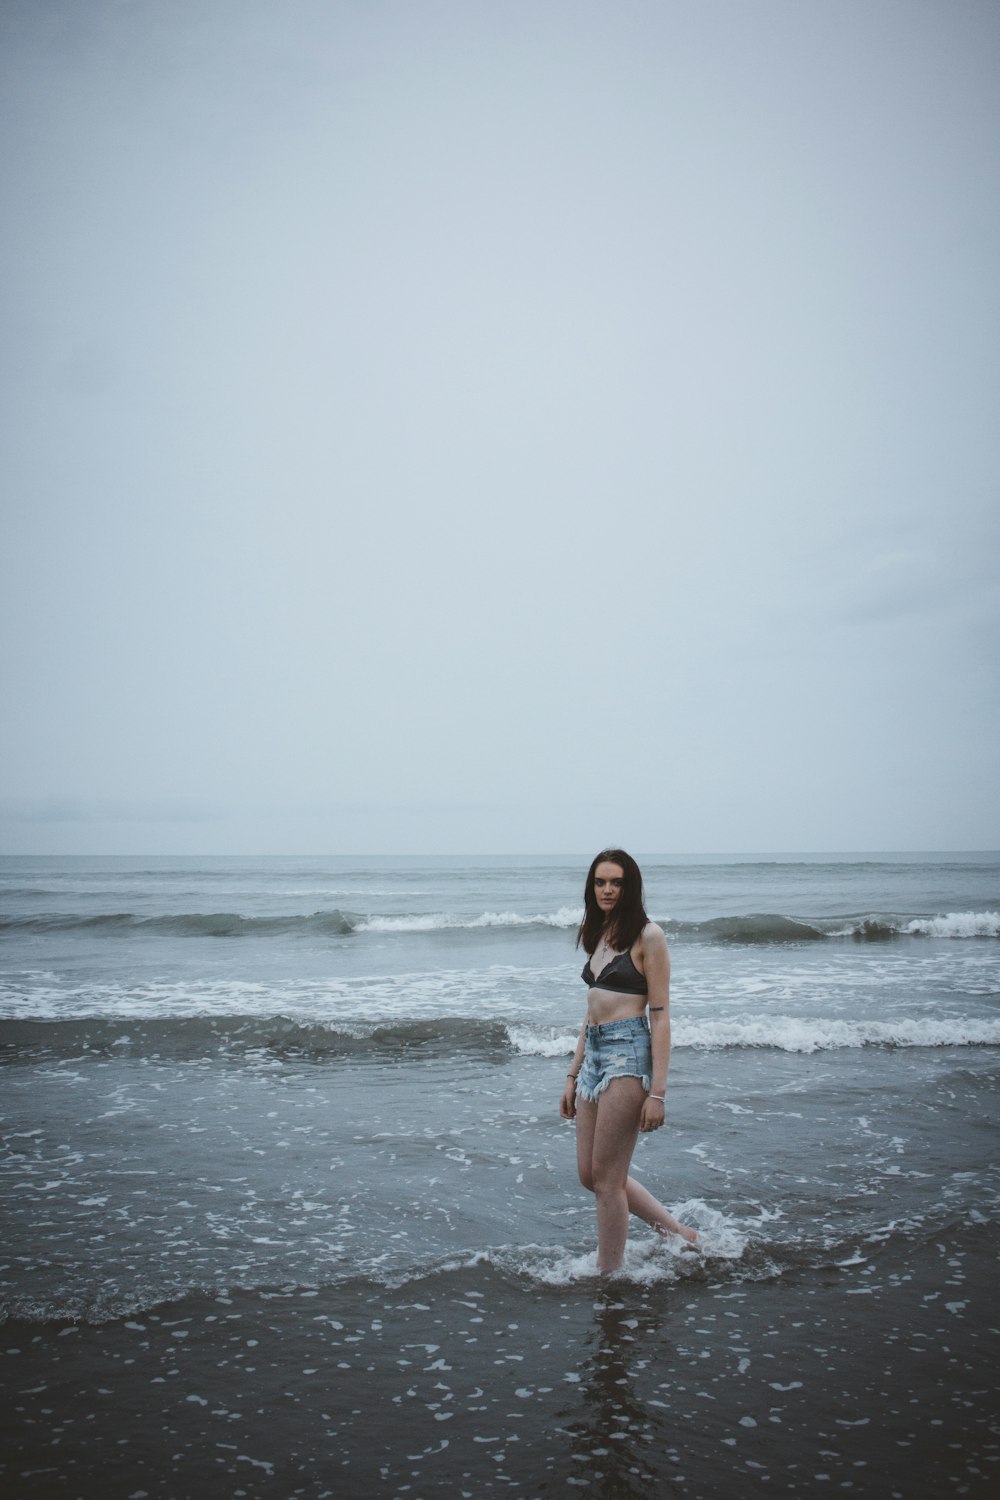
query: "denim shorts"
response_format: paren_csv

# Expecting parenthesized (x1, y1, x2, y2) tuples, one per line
(577, 1015, 652, 1102)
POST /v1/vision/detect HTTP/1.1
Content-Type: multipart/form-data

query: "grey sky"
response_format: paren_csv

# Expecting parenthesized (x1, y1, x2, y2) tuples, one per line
(2, 0, 998, 855)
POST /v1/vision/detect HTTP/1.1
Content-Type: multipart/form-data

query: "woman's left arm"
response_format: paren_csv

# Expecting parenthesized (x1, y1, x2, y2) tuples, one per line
(640, 923, 670, 1133)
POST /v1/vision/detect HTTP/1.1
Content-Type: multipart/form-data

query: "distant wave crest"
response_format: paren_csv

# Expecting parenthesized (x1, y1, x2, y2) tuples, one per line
(0, 909, 356, 937)
(356, 906, 582, 933)
(665, 911, 1000, 944)
(2, 906, 997, 943)
(0, 906, 583, 938)
(666, 915, 827, 943)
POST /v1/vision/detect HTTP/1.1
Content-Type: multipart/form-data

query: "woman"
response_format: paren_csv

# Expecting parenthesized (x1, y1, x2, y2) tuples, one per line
(560, 848, 697, 1272)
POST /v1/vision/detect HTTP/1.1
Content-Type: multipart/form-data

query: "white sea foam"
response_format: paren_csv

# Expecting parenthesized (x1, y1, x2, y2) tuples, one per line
(354, 914, 463, 932)
(824, 910, 1000, 940)
(506, 1026, 580, 1058)
(356, 906, 582, 933)
(678, 1014, 1000, 1052)
(906, 911, 1000, 939)
(432, 1202, 752, 1288)
(507, 1015, 1000, 1056)
(0, 965, 563, 1023)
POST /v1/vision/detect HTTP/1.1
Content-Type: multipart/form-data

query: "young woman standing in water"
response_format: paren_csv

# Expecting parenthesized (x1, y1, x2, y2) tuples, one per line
(560, 849, 697, 1273)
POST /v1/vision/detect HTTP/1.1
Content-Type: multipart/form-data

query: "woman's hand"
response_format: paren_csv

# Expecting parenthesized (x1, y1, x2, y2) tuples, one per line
(560, 1076, 578, 1120)
(639, 1094, 665, 1133)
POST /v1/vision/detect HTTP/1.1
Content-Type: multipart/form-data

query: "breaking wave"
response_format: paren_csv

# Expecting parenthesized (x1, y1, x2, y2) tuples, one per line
(4, 1012, 998, 1065)
(3, 894, 995, 942)
(665, 915, 827, 943)
(664, 911, 1000, 943)
(4, 907, 995, 943)
(510, 1016, 1000, 1055)
(0, 909, 356, 937)
(0, 907, 583, 938)
(905, 911, 1000, 939)
(355, 906, 582, 932)
(0, 1014, 515, 1064)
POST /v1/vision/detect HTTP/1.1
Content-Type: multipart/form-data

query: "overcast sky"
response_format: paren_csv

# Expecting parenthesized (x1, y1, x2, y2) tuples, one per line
(1, 0, 998, 856)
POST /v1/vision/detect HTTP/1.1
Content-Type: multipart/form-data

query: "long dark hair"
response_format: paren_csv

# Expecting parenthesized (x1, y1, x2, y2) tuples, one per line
(576, 848, 649, 956)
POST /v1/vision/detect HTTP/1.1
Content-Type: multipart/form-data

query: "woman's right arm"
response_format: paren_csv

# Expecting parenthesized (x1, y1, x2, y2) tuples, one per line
(560, 1024, 586, 1119)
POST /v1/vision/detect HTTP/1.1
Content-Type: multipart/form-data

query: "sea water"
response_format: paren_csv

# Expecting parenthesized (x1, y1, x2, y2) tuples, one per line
(1, 853, 997, 1497)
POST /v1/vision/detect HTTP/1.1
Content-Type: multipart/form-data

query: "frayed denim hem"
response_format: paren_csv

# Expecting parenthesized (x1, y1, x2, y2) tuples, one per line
(576, 1072, 651, 1103)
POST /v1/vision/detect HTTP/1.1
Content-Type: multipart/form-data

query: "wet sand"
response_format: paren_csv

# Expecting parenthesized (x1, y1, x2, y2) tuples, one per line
(3, 1235, 997, 1500)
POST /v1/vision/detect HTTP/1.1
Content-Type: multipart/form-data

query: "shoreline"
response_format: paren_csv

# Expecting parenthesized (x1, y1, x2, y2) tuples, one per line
(3, 1246, 997, 1500)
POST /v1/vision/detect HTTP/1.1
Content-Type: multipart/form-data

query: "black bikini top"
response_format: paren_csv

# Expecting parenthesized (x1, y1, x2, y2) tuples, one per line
(581, 947, 648, 996)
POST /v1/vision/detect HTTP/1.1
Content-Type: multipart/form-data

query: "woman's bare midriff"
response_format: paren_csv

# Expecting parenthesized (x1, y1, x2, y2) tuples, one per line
(586, 986, 648, 1025)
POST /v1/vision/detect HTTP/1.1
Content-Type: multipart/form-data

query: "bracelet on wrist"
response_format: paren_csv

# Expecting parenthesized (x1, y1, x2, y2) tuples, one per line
(649, 1093, 665, 1102)
(567, 1072, 579, 1080)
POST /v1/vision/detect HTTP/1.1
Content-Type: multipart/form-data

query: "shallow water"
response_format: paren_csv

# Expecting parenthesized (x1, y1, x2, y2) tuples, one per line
(1, 854, 998, 1495)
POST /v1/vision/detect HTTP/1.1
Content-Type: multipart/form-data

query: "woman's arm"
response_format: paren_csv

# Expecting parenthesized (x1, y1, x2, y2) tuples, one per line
(560, 1023, 586, 1119)
(640, 923, 670, 1133)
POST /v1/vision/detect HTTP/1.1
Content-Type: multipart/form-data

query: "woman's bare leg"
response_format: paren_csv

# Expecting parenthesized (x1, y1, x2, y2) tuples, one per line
(587, 1078, 645, 1272)
(626, 1177, 698, 1244)
(576, 1084, 697, 1270)
(574, 1094, 599, 1195)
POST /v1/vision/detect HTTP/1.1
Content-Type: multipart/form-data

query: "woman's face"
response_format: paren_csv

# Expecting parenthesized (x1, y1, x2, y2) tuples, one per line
(593, 861, 625, 917)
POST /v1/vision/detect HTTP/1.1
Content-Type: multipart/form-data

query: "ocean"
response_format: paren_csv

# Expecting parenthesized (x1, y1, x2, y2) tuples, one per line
(1, 852, 997, 1499)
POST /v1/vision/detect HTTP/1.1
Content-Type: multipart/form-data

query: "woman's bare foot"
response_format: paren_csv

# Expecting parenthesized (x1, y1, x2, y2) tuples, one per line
(654, 1216, 700, 1250)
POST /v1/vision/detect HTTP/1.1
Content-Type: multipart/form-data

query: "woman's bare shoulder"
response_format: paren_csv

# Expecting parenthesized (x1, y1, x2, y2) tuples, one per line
(639, 920, 668, 955)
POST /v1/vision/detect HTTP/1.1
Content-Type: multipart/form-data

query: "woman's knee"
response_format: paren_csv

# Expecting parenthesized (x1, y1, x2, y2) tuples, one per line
(590, 1162, 628, 1197)
(577, 1164, 595, 1193)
